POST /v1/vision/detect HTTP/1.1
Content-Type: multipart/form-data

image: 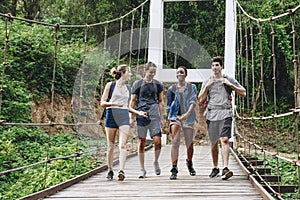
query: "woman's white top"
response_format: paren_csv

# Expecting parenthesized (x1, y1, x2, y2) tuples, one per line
(108, 84, 129, 109)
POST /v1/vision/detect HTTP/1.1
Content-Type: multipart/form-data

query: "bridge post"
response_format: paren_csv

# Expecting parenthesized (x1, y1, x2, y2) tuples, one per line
(224, 0, 237, 143)
(224, 0, 236, 77)
(148, 0, 164, 80)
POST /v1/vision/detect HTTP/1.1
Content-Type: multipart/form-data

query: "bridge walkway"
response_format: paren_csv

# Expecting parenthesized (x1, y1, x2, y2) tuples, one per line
(44, 145, 263, 200)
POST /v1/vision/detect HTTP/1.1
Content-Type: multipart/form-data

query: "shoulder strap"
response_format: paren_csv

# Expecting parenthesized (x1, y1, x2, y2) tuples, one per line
(187, 82, 192, 96)
(136, 79, 143, 97)
(101, 82, 115, 120)
(126, 84, 131, 98)
(153, 79, 159, 102)
(171, 84, 176, 103)
(222, 74, 233, 99)
(107, 81, 116, 102)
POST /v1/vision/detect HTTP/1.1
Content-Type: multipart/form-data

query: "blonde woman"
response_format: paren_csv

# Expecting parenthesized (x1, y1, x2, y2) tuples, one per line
(101, 64, 147, 181)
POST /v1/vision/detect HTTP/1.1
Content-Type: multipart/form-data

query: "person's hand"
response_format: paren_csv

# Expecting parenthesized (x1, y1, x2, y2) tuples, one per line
(138, 111, 148, 118)
(206, 77, 215, 89)
(221, 78, 233, 87)
(160, 117, 164, 127)
(178, 112, 189, 121)
(166, 119, 170, 127)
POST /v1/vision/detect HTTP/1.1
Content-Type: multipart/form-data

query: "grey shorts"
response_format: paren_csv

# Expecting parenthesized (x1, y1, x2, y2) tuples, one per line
(206, 117, 232, 142)
(136, 117, 162, 138)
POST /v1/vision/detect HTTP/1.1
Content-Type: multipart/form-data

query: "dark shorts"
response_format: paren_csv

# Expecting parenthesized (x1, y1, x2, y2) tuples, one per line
(206, 117, 232, 142)
(136, 117, 162, 138)
(104, 108, 130, 128)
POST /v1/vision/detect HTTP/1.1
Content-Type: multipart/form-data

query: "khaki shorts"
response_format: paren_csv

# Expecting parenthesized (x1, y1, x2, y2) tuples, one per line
(170, 119, 194, 130)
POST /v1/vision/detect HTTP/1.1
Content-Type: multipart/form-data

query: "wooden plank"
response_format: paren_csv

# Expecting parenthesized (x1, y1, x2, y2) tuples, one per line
(230, 148, 275, 200)
(249, 168, 271, 175)
(242, 160, 264, 166)
(263, 185, 295, 193)
(254, 175, 281, 183)
(249, 160, 264, 166)
(43, 145, 263, 200)
(244, 156, 259, 161)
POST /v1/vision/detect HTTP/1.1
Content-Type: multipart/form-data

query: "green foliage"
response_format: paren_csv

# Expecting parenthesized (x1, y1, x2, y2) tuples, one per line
(0, 20, 83, 98)
(0, 126, 99, 199)
(164, 1, 226, 64)
(237, 0, 299, 115)
(0, 0, 299, 199)
(0, 79, 32, 122)
(259, 156, 299, 199)
(239, 115, 299, 154)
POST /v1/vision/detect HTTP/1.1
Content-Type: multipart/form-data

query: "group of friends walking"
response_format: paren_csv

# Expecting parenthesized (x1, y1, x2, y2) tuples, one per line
(100, 56, 246, 181)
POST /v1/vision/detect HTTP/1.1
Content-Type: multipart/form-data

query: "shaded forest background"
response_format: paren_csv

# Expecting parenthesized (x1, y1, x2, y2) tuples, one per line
(0, 0, 299, 199)
(0, 0, 298, 120)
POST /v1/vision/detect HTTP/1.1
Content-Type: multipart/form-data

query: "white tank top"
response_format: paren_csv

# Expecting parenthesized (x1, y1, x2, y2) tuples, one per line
(108, 84, 129, 109)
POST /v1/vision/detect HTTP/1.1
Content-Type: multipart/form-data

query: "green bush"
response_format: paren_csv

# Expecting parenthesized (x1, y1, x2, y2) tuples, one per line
(0, 127, 98, 200)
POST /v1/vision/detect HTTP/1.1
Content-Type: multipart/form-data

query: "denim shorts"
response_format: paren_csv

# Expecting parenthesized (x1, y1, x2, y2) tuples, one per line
(104, 108, 130, 128)
(206, 117, 232, 142)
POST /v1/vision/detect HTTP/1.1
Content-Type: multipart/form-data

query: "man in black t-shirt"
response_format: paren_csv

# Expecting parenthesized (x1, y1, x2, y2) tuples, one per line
(130, 62, 164, 178)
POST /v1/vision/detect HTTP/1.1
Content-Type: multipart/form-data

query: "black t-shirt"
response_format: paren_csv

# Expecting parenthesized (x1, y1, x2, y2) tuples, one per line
(131, 79, 163, 113)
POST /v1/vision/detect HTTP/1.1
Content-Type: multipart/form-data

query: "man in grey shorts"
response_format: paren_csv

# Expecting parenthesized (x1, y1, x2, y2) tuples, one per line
(198, 56, 246, 180)
(130, 62, 164, 178)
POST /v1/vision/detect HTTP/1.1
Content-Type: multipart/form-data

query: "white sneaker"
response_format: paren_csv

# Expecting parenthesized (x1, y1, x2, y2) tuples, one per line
(153, 161, 161, 175)
(138, 169, 146, 178)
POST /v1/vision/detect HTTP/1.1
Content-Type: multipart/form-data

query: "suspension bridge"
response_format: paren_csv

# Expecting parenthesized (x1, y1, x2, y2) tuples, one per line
(0, 0, 299, 200)
(23, 145, 271, 200)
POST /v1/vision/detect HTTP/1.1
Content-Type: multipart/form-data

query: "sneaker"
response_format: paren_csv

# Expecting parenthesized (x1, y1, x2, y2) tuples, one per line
(118, 170, 125, 181)
(138, 169, 146, 178)
(106, 170, 114, 180)
(170, 167, 178, 180)
(209, 168, 219, 178)
(153, 161, 161, 175)
(221, 167, 233, 180)
(186, 159, 196, 176)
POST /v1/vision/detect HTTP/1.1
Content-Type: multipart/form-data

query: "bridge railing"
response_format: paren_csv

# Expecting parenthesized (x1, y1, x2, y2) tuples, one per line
(234, 110, 300, 200)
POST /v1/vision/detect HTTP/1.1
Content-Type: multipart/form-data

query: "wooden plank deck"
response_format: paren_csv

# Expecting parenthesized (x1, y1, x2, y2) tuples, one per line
(44, 145, 263, 200)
